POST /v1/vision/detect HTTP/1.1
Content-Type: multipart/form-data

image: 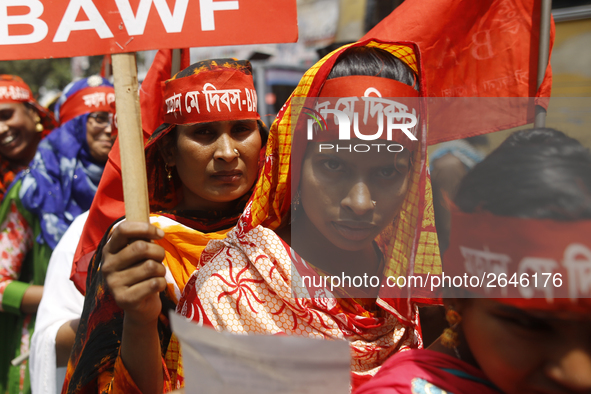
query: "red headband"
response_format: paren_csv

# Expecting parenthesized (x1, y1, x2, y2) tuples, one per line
(444, 207, 591, 312)
(290, 75, 422, 206)
(0, 79, 34, 103)
(59, 86, 116, 125)
(161, 69, 260, 125)
(302, 76, 420, 145)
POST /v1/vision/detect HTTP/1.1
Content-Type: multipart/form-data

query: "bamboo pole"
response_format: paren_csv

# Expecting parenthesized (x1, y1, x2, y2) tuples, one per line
(104, 55, 112, 79)
(171, 48, 182, 76)
(112, 52, 150, 223)
(534, 0, 553, 128)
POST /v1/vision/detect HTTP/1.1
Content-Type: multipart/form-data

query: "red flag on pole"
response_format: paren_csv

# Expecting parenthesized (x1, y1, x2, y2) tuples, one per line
(100, 54, 112, 78)
(362, 0, 555, 144)
(71, 48, 190, 294)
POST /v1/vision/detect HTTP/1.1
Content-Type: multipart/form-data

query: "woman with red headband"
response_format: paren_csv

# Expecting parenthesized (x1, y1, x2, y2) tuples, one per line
(63, 59, 267, 394)
(0, 75, 115, 394)
(172, 41, 441, 391)
(0, 75, 56, 201)
(355, 128, 591, 394)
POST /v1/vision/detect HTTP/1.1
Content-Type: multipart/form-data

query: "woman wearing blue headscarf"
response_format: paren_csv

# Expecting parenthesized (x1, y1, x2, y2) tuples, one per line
(0, 75, 115, 394)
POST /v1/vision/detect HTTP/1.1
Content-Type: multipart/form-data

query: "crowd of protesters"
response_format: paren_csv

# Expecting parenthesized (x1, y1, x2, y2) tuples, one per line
(0, 37, 589, 394)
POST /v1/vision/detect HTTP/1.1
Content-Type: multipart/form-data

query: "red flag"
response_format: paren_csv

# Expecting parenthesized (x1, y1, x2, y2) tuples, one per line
(100, 54, 112, 78)
(71, 49, 190, 294)
(139, 49, 191, 138)
(362, 0, 554, 144)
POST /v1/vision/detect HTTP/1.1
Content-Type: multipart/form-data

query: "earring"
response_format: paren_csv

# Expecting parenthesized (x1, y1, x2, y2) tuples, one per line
(371, 200, 377, 208)
(441, 307, 462, 352)
(165, 163, 173, 181)
(233, 148, 240, 157)
(35, 116, 43, 133)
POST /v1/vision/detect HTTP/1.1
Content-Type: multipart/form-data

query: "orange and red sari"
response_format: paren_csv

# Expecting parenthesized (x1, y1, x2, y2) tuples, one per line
(63, 59, 261, 394)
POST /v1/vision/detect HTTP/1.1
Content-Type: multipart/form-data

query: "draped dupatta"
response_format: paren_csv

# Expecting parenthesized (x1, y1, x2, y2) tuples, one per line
(177, 39, 442, 390)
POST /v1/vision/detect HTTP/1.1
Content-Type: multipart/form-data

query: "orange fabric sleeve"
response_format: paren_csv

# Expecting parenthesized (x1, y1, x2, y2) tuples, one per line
(96, 354, 173, 394)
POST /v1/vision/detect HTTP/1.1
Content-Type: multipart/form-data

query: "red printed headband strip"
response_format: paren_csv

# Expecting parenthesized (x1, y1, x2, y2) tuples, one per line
(161, 69, 260, 125)
(0, 79, 33, 103)
(59, 86, 116, 125)
(443, 206, 591, 312)
(302, 75, 420, 150)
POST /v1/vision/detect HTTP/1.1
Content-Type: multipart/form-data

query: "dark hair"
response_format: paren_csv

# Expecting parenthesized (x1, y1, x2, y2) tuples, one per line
(23, 102, 36, 111)
(464, 135, 489, 148)
(327, 46, 417, 90)
(455, 129, 591, 221)
(497, 127, 581, 150)
(174, 58, 253, 78)
(22, 102, 42, 119)
(257, 119, 269, 147)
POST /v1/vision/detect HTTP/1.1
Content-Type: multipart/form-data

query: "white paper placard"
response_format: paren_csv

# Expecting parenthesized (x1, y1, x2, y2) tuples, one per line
(170, 312, 351, 394)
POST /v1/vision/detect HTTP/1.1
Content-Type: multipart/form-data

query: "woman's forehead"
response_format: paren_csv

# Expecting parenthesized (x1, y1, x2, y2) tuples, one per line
(0, 102, 21, 110)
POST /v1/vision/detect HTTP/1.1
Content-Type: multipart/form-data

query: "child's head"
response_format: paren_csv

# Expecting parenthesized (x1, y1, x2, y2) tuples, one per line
(446, 129, 591, 393)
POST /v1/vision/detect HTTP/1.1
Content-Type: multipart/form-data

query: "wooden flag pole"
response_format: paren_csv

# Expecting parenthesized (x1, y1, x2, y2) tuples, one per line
(112, 52, 150, 223)
(534, 0, 553, 128)
(171, 48, 182, 76)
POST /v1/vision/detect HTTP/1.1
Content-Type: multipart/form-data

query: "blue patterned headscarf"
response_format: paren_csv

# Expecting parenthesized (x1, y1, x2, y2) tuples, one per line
(16, 76, 115, 249)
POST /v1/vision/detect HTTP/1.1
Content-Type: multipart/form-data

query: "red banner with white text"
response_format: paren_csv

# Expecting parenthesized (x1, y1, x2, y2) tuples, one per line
(0, 0, 298, 60)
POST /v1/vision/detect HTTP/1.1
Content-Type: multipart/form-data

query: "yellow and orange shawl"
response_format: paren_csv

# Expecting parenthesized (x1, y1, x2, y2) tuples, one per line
(177, 39, 441, 390)
(241, 39, 440, 285)
(62, 214, 234, 394)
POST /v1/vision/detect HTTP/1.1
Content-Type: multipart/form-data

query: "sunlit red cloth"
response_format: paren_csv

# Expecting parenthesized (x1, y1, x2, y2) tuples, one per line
(176, 39, 441, 390)
(62, 214, 236, 394)
(362, 0, 555, 144)
(354, 349, 500, 394)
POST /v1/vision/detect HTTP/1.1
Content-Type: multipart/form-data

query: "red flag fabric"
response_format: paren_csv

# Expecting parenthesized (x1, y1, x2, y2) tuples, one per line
(362, 0, 555, 144)
(140, 49, 191, 138)
(100, 55, 112, 78)
(71, 49, 190, 294)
